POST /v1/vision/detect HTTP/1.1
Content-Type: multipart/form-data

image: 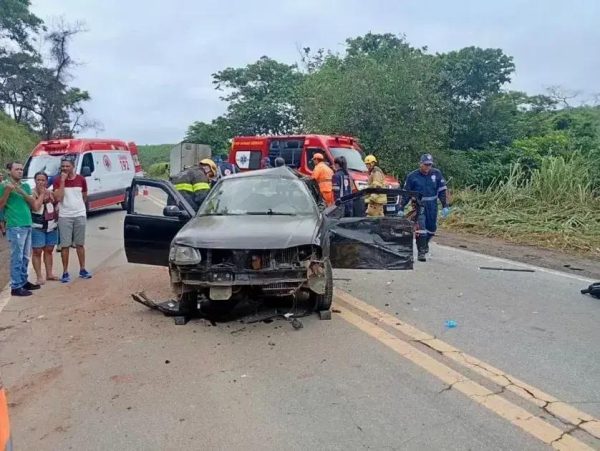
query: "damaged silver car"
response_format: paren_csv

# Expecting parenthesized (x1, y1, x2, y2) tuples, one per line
(124, 166, 419, 318)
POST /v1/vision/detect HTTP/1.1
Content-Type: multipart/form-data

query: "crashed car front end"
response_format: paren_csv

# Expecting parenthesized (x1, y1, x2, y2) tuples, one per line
(169, 244, 327, 300)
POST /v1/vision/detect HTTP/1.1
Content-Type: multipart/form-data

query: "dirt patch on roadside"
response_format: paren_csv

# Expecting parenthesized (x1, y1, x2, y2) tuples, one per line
(437, 230, 600, 280)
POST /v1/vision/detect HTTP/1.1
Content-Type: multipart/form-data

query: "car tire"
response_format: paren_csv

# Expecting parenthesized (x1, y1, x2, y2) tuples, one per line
(312, 259, 333, 312)
(178, 291, 198, 316)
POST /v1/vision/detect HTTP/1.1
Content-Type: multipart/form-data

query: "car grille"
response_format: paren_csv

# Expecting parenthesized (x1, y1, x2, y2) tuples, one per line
(387, 194, 399, 205)
(261, 282, 302, 296)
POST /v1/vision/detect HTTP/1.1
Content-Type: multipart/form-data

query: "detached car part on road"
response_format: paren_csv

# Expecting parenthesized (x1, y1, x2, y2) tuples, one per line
(123, 166, 421, 318)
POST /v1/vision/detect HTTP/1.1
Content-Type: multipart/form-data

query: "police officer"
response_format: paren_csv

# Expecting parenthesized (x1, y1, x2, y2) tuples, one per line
(364, 155, 387, 217)
(399, 153, 450, 262)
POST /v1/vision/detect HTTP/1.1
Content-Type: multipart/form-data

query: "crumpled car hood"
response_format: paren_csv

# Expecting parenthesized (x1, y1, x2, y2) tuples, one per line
(173, 214, 320, 249)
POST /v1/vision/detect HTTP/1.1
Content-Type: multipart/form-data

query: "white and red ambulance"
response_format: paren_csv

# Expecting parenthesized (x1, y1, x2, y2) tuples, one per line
(23, 138, 144, 211)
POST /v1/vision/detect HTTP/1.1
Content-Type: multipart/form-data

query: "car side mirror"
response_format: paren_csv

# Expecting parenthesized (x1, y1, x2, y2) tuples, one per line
(163, 205, 190, 220)
(81, 166, 92, 177)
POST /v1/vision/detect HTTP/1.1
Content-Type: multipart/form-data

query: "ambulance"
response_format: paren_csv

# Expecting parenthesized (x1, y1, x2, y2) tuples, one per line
(23, 138, 143, 211)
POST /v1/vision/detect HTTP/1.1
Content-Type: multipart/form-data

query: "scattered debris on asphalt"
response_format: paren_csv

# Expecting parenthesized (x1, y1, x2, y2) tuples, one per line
(479, 266, 535, 273)
(445, 320, 458, 328)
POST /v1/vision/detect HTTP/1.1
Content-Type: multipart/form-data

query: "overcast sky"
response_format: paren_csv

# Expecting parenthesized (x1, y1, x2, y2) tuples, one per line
(31, 0, 599, 145)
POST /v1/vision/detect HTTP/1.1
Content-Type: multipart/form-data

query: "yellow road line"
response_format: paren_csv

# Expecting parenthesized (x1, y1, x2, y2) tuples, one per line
(334, 293, 596, 449)
(334, 289, 600, 440)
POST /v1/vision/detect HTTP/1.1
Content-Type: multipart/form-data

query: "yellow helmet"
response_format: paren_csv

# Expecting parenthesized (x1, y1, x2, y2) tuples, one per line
(199, 158, 217, 174)
(364, 155, 377, 165)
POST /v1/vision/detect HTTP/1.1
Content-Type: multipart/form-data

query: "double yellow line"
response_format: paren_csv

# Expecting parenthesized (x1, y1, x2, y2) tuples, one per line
(334, 289, 600, 450)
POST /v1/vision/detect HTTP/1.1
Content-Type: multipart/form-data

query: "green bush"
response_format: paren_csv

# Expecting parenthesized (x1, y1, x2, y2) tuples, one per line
(148, 162, 170, 179)
(0, 112, 39, 168)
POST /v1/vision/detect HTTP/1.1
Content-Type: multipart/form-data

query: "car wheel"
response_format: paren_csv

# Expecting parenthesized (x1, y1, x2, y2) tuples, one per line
(312, 259, 333, 312)
(178, 291, 198, 316)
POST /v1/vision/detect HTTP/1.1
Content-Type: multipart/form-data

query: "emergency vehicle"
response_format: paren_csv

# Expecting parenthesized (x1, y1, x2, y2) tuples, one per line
(23, 138, 143, 211)
(228, 134, 401, 214)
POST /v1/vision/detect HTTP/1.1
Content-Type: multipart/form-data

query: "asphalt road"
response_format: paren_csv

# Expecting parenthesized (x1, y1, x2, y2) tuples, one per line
(1, 199, 599, 450)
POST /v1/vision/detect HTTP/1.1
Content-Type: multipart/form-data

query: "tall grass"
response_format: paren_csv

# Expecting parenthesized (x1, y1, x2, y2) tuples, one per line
(444, 154, 600, 256)
(0, 112, 39, 168)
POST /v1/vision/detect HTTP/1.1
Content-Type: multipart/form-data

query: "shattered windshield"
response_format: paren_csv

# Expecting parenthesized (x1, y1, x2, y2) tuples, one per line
(197, 176, 318, 216)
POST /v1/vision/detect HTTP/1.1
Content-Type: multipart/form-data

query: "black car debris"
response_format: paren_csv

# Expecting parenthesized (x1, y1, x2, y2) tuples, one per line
(124, 166, 421, 320)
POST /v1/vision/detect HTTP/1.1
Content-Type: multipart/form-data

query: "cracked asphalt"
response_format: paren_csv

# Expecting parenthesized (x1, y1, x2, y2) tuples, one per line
(1, 206, 599, 450)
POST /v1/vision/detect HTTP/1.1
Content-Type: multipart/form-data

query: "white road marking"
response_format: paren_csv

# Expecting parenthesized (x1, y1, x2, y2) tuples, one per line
(435, 243, 596, 283)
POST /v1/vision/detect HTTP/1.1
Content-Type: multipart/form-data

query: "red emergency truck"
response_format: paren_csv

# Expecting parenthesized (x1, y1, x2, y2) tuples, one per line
(228, 134, 401, 214)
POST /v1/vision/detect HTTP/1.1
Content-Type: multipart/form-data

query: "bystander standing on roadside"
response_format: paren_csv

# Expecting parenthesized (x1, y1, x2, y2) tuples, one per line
(53, 156, 92, 283)
(0, 171, 5, 237)
(0, 162, 41, 296)
(31, 171, 59, 285)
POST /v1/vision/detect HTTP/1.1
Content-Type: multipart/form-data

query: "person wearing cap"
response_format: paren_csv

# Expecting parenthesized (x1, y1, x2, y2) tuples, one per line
(399, 153, 450, 262)
(311, 153, 334, 206)
(274, 157, 286, 167)
(363, 155, 387, 217)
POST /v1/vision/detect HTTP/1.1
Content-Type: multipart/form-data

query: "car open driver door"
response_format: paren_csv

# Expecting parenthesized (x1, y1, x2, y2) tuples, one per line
(124, 178, 195, 266)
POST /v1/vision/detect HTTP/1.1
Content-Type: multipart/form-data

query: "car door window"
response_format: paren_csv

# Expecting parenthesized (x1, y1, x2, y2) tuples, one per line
(133, 185, 170, 216)
(81, 153, 95, 174)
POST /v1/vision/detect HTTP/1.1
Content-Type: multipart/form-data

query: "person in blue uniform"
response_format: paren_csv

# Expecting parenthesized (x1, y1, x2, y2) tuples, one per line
(332, 156, 353, 217)
(399, 153, 450, 262)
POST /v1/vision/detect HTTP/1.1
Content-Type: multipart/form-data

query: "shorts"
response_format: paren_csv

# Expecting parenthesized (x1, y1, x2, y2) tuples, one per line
(32, 228, 59, 249)
(58, 216, 86, 247)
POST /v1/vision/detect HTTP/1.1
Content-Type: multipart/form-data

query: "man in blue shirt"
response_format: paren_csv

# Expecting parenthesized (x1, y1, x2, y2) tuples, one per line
(399, 154, 450, 262)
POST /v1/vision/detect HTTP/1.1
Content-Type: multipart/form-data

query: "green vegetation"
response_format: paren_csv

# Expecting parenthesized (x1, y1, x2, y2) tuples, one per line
(1, 0, 95, 139)
(184, 32, 600, 256)
(446, 155, 600, 256)
(136, 144, 173, 168)
(0, 111, 38, 167)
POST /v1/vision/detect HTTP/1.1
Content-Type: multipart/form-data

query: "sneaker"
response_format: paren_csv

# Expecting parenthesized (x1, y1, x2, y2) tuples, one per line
(11, 288, 32, 297)
(79, 269, 92, 279)
(23, 281, 41, 291)
(60, 272, 71, 283)
(417, 252, 427, 262)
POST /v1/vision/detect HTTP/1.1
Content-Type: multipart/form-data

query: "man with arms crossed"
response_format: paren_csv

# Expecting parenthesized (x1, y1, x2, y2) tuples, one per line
(53, 156, 92, 283)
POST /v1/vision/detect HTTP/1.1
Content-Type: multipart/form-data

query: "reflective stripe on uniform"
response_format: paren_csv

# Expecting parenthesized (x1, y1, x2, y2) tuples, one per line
(174, 183, 193, 192)
(416, 229, 434, 235)
(192, 182, 210, 191)
(438, 186, 447, 193)
(422, 196, 438, 201)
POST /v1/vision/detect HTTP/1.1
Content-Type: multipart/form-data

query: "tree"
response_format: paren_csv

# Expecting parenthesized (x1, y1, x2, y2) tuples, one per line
(0, 0, 43, 51)
(185, 117, 232, 156)
(436, 47, 516, 149)
(212, 56, 304, 135)
(299, 39, 447, 176)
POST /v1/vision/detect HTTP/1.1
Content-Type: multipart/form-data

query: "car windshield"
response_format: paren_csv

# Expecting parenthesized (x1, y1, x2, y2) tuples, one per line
(23, 155, 66, 178)
(330, 147, 367, 172)
(197, 176, 318, 216)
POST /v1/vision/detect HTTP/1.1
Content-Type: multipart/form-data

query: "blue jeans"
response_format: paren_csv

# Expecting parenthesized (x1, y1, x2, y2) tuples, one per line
(7, 226, 32, 290)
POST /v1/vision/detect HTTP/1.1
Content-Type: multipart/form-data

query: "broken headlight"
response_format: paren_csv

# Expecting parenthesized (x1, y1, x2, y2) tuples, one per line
(169, 245, 201, 265)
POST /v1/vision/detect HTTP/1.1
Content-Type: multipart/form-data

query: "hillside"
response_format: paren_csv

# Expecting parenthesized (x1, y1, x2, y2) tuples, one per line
(0, 112, 39, 167)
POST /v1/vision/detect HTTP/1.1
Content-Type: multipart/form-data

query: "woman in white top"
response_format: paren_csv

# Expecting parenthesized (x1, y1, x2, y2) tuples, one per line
(30, 172, 59, 284)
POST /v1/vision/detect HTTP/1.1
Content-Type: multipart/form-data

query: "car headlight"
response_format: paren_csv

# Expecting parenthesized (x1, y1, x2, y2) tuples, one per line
(356, 181, 368, 190)
(169, 245, 201, 265)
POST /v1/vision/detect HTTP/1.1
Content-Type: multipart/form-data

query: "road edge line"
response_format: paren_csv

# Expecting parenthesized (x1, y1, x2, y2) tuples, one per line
(334, 289, 600, 440)
(335, 304, 592, 450)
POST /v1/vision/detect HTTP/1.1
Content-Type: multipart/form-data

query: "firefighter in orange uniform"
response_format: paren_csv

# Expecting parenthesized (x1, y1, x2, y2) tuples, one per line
(311, 153, 334, 206)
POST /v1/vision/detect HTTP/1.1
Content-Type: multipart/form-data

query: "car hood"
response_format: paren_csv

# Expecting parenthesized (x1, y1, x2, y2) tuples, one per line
(173, 214, 321, 249)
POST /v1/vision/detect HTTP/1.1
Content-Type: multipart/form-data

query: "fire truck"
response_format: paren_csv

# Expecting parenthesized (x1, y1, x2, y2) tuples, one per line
(228, 134, 401, 214)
